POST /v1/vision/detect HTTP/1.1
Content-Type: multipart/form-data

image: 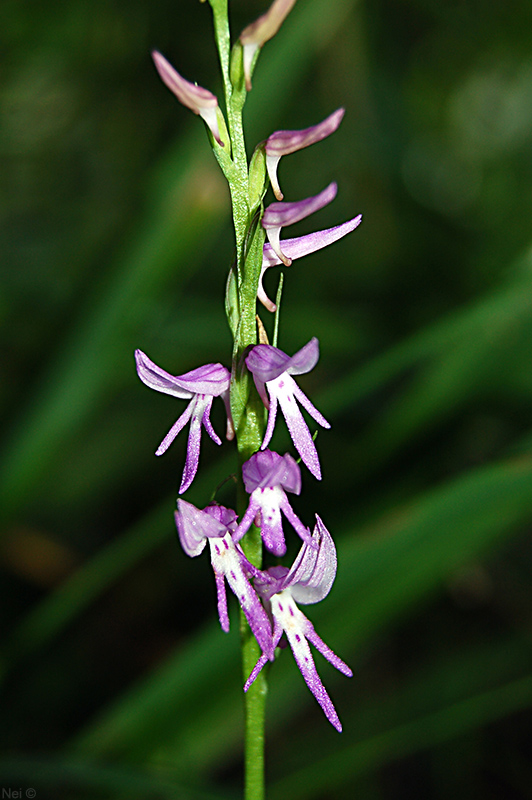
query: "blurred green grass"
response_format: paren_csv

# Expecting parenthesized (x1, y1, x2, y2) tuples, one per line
(2, 0, 532, 797)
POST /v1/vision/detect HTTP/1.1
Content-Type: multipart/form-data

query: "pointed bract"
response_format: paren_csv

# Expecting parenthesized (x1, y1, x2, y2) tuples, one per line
(152, 50, 224, 146)
(239, 0, 297, 90)
(265, 108, 344, 198)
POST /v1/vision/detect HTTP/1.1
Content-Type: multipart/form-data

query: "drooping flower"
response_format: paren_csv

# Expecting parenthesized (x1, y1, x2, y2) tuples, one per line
(135, 350, 232, 494)
(239, 0, 297, 91)
(152, 50, 225, 146)
(258, 214, 363, 311)
(262, 182, 337, 266)
(232, 450, 313, 557)
(244, 516, 352, 732)
(176, 500, 274, 660)
(265, 108, 345, 199)
(246, 338, 330, 480)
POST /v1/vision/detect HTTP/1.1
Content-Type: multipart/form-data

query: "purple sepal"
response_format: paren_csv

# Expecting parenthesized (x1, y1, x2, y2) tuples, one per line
(265, 109, 345, 199)
(239, 0, 298, 91)
(258, 214, 363, 311)
(262, 183, 337, 265)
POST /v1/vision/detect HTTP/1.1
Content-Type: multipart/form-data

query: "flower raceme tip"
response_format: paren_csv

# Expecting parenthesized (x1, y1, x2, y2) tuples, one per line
(239, 0, 297, 91)
(135, 350, 232, 494)
(152, 50, 224, 147)
(246, 338, 330, 480)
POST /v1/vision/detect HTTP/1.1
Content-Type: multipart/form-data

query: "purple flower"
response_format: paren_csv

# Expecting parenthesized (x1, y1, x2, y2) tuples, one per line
(244, 516, 352, 732)
(262, 182, 337, 266)
(265, 108, 345, 200)
(233, 450, 313, 557)
(152, 50, 225, 147)
(176, 500, 274, 660)
(246, 338, 330, 480)
(135, 350, 232, 494)
(239, 0, 297, 91)
(258, 214, 363, 311)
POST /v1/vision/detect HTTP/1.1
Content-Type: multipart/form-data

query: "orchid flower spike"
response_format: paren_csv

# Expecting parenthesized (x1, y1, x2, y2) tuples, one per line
(239, 0, 297, 91)
(246, 338, 330, 480)
(258, 214, 363, 311)
(262, 182, 337, 266)
(176, 500, 274, 660)
(135, 350, 232, 494)
(265, 108, 344, 200)
(233, 450, 313, 557)
(244, 516, 352, 732)
(152, 50, 224, 146)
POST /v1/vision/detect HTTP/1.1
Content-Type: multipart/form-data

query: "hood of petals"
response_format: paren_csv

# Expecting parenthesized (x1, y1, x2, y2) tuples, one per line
(174, 363, 230, 396)
(175, 499, 229, 557)
(265, 108, 345, 157)
(203, 503, 239, 534)
(246, 339, 319, 382)
(242, 450, 301, 494)
(286, 515, 337, 604)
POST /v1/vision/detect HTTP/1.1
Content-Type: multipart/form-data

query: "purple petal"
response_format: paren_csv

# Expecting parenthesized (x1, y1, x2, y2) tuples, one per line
(179, 407, 202, 494)
(155, 398, 195, 456)
(152, 51, 224, 146)
(203, 503, 239, 534)
(286, 516, 338, 604)
(174, 499, 228, 557)
(263, 182, 337, 229)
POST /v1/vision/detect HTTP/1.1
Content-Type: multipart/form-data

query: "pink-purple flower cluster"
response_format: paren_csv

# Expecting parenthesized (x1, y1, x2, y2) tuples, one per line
(135, 338, 352, 730)
(137, 24, 361, 730)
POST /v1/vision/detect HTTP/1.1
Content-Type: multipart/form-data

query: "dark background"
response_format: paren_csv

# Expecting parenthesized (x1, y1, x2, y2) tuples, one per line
(1, 0, 532, 797)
